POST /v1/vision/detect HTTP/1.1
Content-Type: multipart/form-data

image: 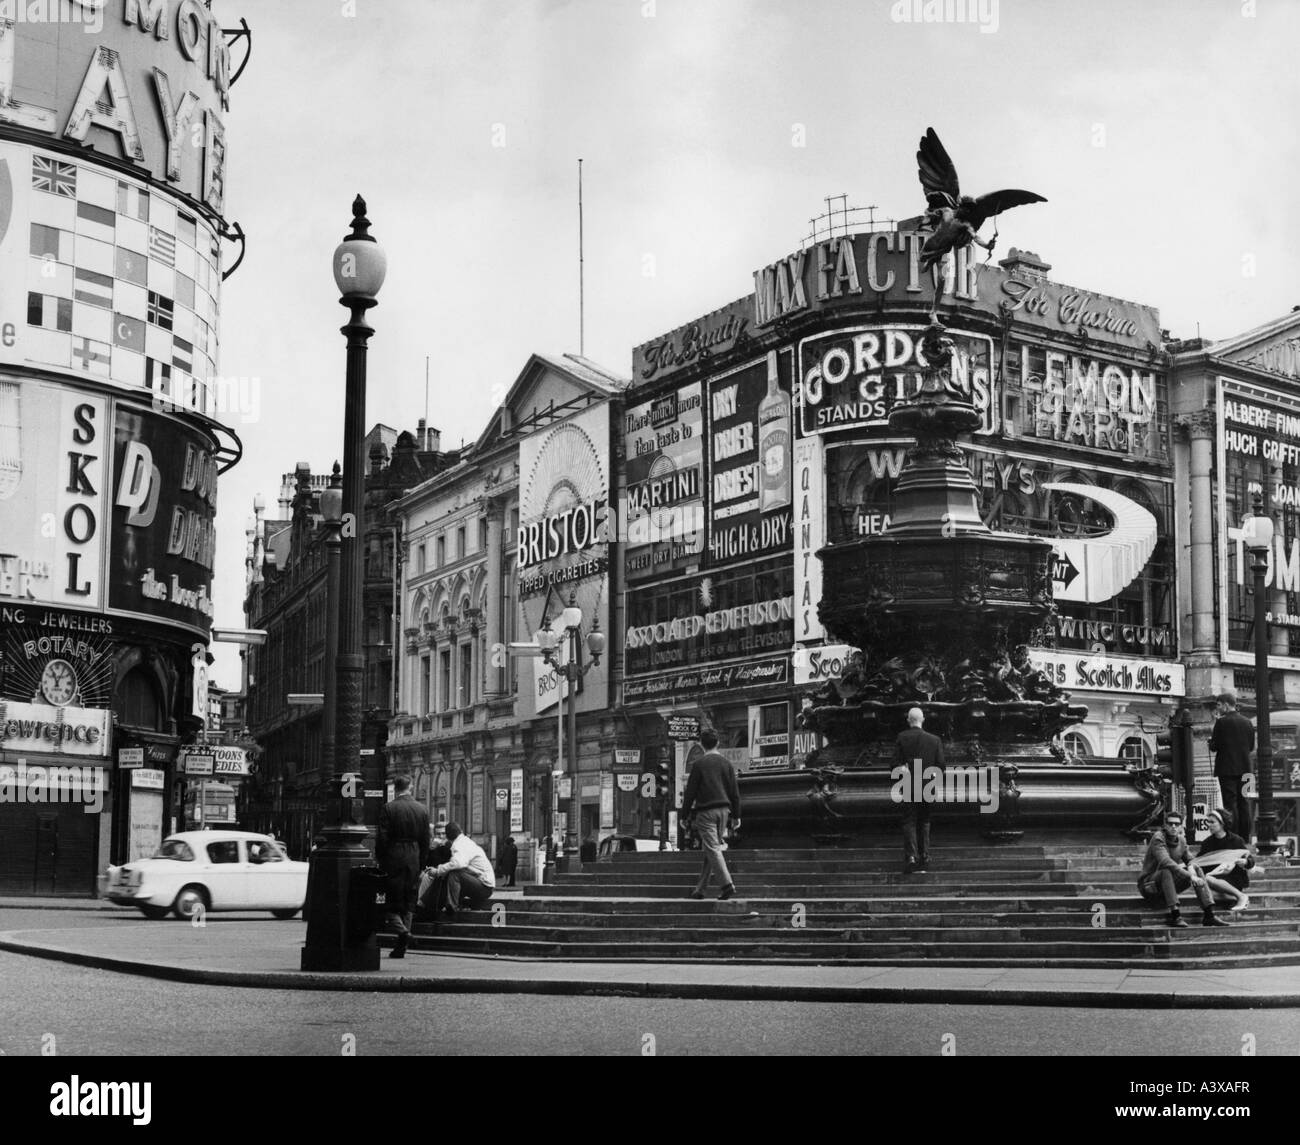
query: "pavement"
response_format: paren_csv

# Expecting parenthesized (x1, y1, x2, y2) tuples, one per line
(2, 894, 1299, 1007)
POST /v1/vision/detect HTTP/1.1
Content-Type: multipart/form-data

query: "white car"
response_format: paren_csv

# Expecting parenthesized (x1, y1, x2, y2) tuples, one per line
(104, 831, 308, 920)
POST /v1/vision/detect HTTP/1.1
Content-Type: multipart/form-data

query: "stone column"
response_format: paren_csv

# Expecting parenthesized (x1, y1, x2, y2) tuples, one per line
(485, 496, 506, 696)
(1179, 411, 1218, 654)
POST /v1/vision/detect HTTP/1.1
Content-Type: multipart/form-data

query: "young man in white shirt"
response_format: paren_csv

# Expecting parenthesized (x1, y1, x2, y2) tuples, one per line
(429, 822, 495, 914)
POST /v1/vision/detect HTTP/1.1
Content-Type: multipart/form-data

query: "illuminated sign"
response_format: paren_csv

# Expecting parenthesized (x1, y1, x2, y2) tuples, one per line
(744, 231, 1160, 349)
(792, 436, 824, 642)
(1027, 650, 1185, 697)
(632, 297, 751, 383)
(0, 380, 108, 608)
(797, 326, 996, 437)
(0, 698, 109, 756)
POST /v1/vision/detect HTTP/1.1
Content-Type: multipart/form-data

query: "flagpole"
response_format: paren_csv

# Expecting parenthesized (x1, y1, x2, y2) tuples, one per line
(578, 158, 584, 358)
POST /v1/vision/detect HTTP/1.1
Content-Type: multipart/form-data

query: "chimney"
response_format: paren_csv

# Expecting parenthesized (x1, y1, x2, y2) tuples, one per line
(997, 247, 1051, 281)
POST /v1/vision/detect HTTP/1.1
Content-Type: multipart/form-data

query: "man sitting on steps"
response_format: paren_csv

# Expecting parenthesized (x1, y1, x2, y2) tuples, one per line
(1137, 810, 1229, 928)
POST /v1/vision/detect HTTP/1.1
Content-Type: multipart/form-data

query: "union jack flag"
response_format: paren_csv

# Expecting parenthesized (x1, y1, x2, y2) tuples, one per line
(32, 155, 76, 198)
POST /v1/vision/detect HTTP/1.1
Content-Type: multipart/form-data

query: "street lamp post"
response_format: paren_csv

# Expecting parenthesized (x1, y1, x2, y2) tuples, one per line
(536, 593, 605, 870)
(1242, 494, 1279, 855)
(302, 197, 387, 972)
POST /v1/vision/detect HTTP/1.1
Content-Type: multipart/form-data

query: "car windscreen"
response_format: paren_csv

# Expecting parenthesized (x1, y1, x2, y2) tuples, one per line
(151, 840, 195, 861)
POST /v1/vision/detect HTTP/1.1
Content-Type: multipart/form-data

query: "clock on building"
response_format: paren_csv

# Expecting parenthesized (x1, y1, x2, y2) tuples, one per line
(39, 658, 78, 707)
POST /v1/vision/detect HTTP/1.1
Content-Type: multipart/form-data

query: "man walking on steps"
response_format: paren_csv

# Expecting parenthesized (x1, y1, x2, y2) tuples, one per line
(680, 728, 742, 901)
(896, 706, 942, 874)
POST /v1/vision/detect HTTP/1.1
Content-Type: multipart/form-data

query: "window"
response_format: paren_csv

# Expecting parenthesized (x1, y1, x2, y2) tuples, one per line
(439, 649, 452, 711)
(480, 518, 489, 552)
(1119, 735, 1152, 765)
(152, 840, 194, 861)
(456, 527, 466, 559)
(206, 841, 240, 864)
(459, 642, 473, 707)
(420, 656, 431, 715)
(436, 536, 446, 567)
(417, 543, 426, 574)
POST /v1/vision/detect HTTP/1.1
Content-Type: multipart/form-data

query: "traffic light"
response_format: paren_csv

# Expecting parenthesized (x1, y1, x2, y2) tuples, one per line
(656, 751, 671, 800)
(1156, 716, 1194, 788)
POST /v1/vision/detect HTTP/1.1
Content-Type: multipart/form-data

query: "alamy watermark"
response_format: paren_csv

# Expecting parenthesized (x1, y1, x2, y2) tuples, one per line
(891, 0, 1000, 35)
(0, 0, 105, 33)
(890, 758, 1001, 814)
(0, 762, 104, 814)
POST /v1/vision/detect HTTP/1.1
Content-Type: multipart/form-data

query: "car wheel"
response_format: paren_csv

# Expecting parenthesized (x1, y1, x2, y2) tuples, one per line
(172, 885, 208, 921)
(138, 905, 169, 920)
(271, 907, 301, 920)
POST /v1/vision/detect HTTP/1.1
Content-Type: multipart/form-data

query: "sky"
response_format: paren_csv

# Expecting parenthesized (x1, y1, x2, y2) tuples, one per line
(207, 0, 1300, 688)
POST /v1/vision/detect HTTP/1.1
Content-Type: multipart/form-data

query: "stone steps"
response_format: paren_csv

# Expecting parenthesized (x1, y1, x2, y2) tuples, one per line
(408, 846, 1300, 969)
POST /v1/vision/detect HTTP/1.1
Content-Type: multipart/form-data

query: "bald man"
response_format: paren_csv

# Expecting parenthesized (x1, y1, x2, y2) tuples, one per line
(896, 706, 944, 874)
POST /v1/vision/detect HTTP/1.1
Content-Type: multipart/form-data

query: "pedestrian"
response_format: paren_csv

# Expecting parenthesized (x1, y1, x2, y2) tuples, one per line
(499, 835, 519, 887)
(680, 728, 741, 900)
(428, 822, 495, 915)
(376, 775, 429, 958)
(1209, 693, 1255, 839)
(896, 706, 942, 874)
(1196, 808, 1254, 912)
(580, 834, 597, 863)
(1137, 809, 1229, 928)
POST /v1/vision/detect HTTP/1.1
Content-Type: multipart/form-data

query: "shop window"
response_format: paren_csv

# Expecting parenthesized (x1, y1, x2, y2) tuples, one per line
(118, 667, 162, 731)
(1118, 735, 1152, 765)
(1061, 730, 1092, 763)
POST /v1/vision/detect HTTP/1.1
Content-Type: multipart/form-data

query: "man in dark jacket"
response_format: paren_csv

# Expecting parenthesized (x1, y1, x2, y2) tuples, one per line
(1137, 809, 1229, 928)
(1209, 693, 1255, 839)
(680, 729, 742, 900)
(896, 707, 943, 874)
(499, 835, 519, 887)
(376, 775, 429, 958)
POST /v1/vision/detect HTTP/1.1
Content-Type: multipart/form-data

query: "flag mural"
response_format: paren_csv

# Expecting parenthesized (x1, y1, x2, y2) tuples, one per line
(0, 144, 223, 406)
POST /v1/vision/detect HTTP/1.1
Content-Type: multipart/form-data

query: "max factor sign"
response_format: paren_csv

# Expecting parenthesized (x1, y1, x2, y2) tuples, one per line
(750, 233, 1159, 347)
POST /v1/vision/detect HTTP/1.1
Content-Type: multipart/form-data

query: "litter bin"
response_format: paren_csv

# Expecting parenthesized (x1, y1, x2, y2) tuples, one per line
(347, 865, 389, 942)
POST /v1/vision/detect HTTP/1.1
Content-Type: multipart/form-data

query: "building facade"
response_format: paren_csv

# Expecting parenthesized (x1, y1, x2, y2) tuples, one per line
(0, 8, 243, 891)
(242, 427, 447, 857)
(388, 354, 627, 863)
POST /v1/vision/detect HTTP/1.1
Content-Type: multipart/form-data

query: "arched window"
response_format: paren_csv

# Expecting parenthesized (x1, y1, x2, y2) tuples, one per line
(1061, 730, 1092, 763)
(1118, 734, 1152, 765)
(117, 667, 162, 731)
(452, 767, 468, 828)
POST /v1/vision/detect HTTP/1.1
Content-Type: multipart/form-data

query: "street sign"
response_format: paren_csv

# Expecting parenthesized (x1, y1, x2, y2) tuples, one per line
(363, 789, 384, 798)
(616, 773, 639, 792)
(132, 768, 165, 790)
(495, 788, 509, 810)
(614, 748, 642, 764)
(360, 748, 376, 756)
(666, 715, 700, 741)
(183, 753, 214, 776)
(118, 748, 145, 768)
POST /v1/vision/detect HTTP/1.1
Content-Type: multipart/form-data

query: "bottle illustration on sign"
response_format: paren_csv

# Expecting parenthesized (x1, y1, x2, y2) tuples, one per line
(757, 350, 791, 512)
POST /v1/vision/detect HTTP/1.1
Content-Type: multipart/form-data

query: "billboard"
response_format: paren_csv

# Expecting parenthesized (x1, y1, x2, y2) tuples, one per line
(0, 377, 109, 609)
(622, 380, 704, 580)
(108, 403, 218, 631)
(624, 560, 793, 680)
(797, 325, 996, 437)
(706, 351, 794, 567)
(826, 440, 1176, 658)
(1217, 377, 1300, 670)
(0, 602, 115, 708)
(516, 402, 611, 717)
(0, 138, 222, 408)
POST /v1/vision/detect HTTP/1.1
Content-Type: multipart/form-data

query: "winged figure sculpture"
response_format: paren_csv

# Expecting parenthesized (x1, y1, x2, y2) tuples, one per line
(916, 127, 1046, 318)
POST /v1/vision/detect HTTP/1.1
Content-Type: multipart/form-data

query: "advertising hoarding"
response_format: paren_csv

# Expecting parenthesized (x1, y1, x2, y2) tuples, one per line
(706, 352, 793, 567)
(0, 379, 109, 610)
(622, 380, 705, 580)
(108, 403, 217, 631)
(797, 325, 996, 438)
(0, 138, 223, 406)
(1217, 377, 1300, 670)
(516, 402, 610, 717)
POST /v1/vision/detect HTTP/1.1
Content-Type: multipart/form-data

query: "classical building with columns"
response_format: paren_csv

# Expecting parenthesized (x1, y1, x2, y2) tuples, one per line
(1171, 311, 1300, 838)
(387, 354, 626, 865)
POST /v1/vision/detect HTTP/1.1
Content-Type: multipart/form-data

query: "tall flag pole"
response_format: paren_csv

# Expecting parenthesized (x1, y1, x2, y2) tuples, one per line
(578, 158, 585, 357)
